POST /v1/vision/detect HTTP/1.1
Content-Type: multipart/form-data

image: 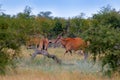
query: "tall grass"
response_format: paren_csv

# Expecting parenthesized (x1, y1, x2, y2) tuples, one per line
(0, 46, 120, 80)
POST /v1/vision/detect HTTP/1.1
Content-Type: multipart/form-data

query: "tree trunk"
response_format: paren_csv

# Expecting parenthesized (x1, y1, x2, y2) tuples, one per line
(31, 49, 61, 64)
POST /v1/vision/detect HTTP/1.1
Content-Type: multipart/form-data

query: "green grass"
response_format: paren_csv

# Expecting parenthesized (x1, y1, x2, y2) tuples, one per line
(1, 46, 120, 80)
(17, 46, 101, 74)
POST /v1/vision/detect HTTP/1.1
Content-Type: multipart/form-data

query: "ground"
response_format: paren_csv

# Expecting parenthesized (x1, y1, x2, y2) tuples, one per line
(0, 46, 120, 80)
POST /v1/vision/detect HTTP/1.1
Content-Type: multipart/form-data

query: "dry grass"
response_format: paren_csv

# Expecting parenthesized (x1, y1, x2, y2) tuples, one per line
(1, 70, 120, 80)
(0, 46, 120, 80)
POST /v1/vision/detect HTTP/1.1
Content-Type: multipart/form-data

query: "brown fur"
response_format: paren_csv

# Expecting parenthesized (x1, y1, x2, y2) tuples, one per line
(55, 36, 88, 55)
(26, 37, 49, 50)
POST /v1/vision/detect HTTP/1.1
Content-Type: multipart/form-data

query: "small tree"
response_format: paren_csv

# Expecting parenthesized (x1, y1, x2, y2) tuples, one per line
(82, 25, 120, 75)
(0, 14, 21, 74)
(37, 11, 52, 19)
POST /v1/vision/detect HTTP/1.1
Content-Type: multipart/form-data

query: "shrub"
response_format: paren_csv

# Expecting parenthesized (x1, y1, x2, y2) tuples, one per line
(81, 25, 120, 75)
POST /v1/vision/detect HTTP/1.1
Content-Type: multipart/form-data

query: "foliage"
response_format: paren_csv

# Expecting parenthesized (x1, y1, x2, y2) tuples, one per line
(81, 6, 120, 75)
(93, 5, 120, 28)
(70, 17, 91, 37)
(37, 11, 52, 19)
(0, 51, 9, 74)
(49, 18, 65, 38)
(0, 5, 120, 76)
(0, 32, 16, 74)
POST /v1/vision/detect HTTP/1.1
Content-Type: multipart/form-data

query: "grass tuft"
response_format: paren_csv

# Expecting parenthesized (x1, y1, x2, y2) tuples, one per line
(0, 46, 120, 80)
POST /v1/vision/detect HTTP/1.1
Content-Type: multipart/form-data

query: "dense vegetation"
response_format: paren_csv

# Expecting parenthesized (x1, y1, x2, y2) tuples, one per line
(0, 5, 120, 75)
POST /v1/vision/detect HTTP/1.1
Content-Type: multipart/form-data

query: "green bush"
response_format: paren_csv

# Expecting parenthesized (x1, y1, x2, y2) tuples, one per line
(0, 51, 10, 74)
(81, 25, 120, 75)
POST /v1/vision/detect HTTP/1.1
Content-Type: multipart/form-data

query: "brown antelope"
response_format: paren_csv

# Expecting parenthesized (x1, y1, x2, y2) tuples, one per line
(26, 36, 49, 50)
(54, 34, 90, 59)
